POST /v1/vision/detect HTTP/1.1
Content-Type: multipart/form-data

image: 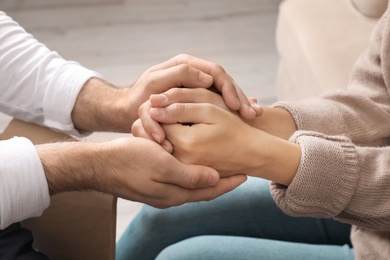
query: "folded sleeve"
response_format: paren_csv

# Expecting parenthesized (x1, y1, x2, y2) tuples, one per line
(0, 11, 100, 135)
(271, 131, 390, 231)
(0, 137, 49, 229)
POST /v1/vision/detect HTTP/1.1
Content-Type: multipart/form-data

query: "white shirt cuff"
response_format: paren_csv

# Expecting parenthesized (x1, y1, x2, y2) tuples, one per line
(0, 137, 49, 229)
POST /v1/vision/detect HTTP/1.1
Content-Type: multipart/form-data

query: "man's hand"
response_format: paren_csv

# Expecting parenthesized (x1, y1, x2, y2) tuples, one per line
(71, 60, 214, 133)
(72, 54, 262, 135)
(36, 137, 247, 208)
(135, 54, 262, 144)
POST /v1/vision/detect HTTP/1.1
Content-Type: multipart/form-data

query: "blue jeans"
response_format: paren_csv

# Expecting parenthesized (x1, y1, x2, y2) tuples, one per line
(116, 177, 354, 260)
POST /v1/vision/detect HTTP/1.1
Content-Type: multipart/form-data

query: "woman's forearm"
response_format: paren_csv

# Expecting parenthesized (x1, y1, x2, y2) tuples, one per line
(241, 127, 301, 186)
(247, 107, 298, 140)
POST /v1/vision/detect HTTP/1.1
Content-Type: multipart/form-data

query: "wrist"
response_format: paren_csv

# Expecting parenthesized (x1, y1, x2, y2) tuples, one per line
(72, 78, 133, 132)
(36, 141, 101, 194)
(247, 107, 297, 140)
(244, 128, 300, 186)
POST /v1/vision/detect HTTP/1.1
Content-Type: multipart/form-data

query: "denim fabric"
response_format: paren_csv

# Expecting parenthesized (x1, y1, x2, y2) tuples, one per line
(116, 177, 354, 260)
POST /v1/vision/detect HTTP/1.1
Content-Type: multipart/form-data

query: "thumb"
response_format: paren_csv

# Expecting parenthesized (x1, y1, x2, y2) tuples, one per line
(161, 163, 220, 189)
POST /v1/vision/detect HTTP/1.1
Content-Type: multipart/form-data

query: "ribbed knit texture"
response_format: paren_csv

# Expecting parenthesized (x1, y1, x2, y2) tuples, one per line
(270, 2, 390, 259)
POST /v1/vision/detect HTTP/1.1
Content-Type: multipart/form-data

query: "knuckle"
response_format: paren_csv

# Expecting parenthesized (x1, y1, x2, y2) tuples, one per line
(176, 63, 191, 75)
(174, 53, 190, 63)
(145, 73, 158, 88)
(210, 62, 225, 74)
(171, 103, 186, 115)
(168, 87, 185, 99)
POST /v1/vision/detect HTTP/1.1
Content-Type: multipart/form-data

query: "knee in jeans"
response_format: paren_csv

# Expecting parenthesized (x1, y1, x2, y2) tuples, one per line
(137, 206, 172, 229)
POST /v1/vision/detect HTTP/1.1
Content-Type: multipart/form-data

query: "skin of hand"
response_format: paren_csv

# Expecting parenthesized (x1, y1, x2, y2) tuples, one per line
(36, 137, 247, 208)
(132, 88, 295, 152)
(133, 88, 300, 186)
(133, 54, 263, 144)
(245, 107, 298, 140)
(39, 55, 256, 206)
(71, 54, 263, 135)
(132, 88, 237, 152)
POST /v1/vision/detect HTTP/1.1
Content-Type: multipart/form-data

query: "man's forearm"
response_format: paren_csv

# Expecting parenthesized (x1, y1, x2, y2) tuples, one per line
(36, 141, 101, 195)
(71, 78, 133, 133)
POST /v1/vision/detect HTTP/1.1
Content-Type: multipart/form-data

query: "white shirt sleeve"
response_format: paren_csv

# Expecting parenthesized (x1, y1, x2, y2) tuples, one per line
(0, 11, 101, 229)
(0, 11, 100, 134)
(0, 137, 49, 230)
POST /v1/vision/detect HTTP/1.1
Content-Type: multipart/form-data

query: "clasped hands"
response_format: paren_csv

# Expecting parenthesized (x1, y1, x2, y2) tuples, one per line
(133, 88, 262, 177)
(37, 54, 298, 210)
(132, 57, 301, 187)
(132, 64, 282, 180)
(63, 54, 298, 209)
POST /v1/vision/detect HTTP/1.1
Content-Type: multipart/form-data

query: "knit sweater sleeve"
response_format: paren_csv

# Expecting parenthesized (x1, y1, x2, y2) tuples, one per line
(270, 4, 390, 230)
(273, 6, 390, 147)
(271, 130, 390, 230)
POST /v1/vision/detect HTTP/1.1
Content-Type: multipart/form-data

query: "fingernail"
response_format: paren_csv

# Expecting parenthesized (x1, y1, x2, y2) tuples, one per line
(207, 172, 219, 186)
(150, 108, 165, 117)
(152, 132, 161, 143)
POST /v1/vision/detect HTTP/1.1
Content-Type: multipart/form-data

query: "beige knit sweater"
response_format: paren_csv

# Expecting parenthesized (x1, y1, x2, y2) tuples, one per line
(270, 3, 390, 260)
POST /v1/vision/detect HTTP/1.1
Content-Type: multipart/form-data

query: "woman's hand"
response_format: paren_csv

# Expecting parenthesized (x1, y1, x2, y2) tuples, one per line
(133, 93, 301, 185)
(148, 102, 265, 177)
(134, 54, 263, 144)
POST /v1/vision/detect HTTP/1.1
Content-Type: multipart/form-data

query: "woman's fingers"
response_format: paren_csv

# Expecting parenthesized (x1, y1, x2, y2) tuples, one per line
(132, 119, 173, 153)
(150, 88, 229, 111)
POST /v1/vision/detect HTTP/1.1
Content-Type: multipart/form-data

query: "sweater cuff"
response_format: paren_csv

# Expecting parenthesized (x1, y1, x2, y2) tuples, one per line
(271, 131, 360, 218)
(0, 137, 50, 229)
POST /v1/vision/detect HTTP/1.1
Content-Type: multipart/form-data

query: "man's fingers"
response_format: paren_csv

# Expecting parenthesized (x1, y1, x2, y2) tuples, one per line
(154, 174, 247, 207)
(148, 64, 213, 92)
(131, 119, 152, 139)
(149, 54, 242, 111)
(183, 174, 247, 203)
(150, 54, 260, 118)
(154, 163, 220, 189)
(150, 88, 229, 111)
(150, 103, 226, 125)
(137, 100, 166, 143)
